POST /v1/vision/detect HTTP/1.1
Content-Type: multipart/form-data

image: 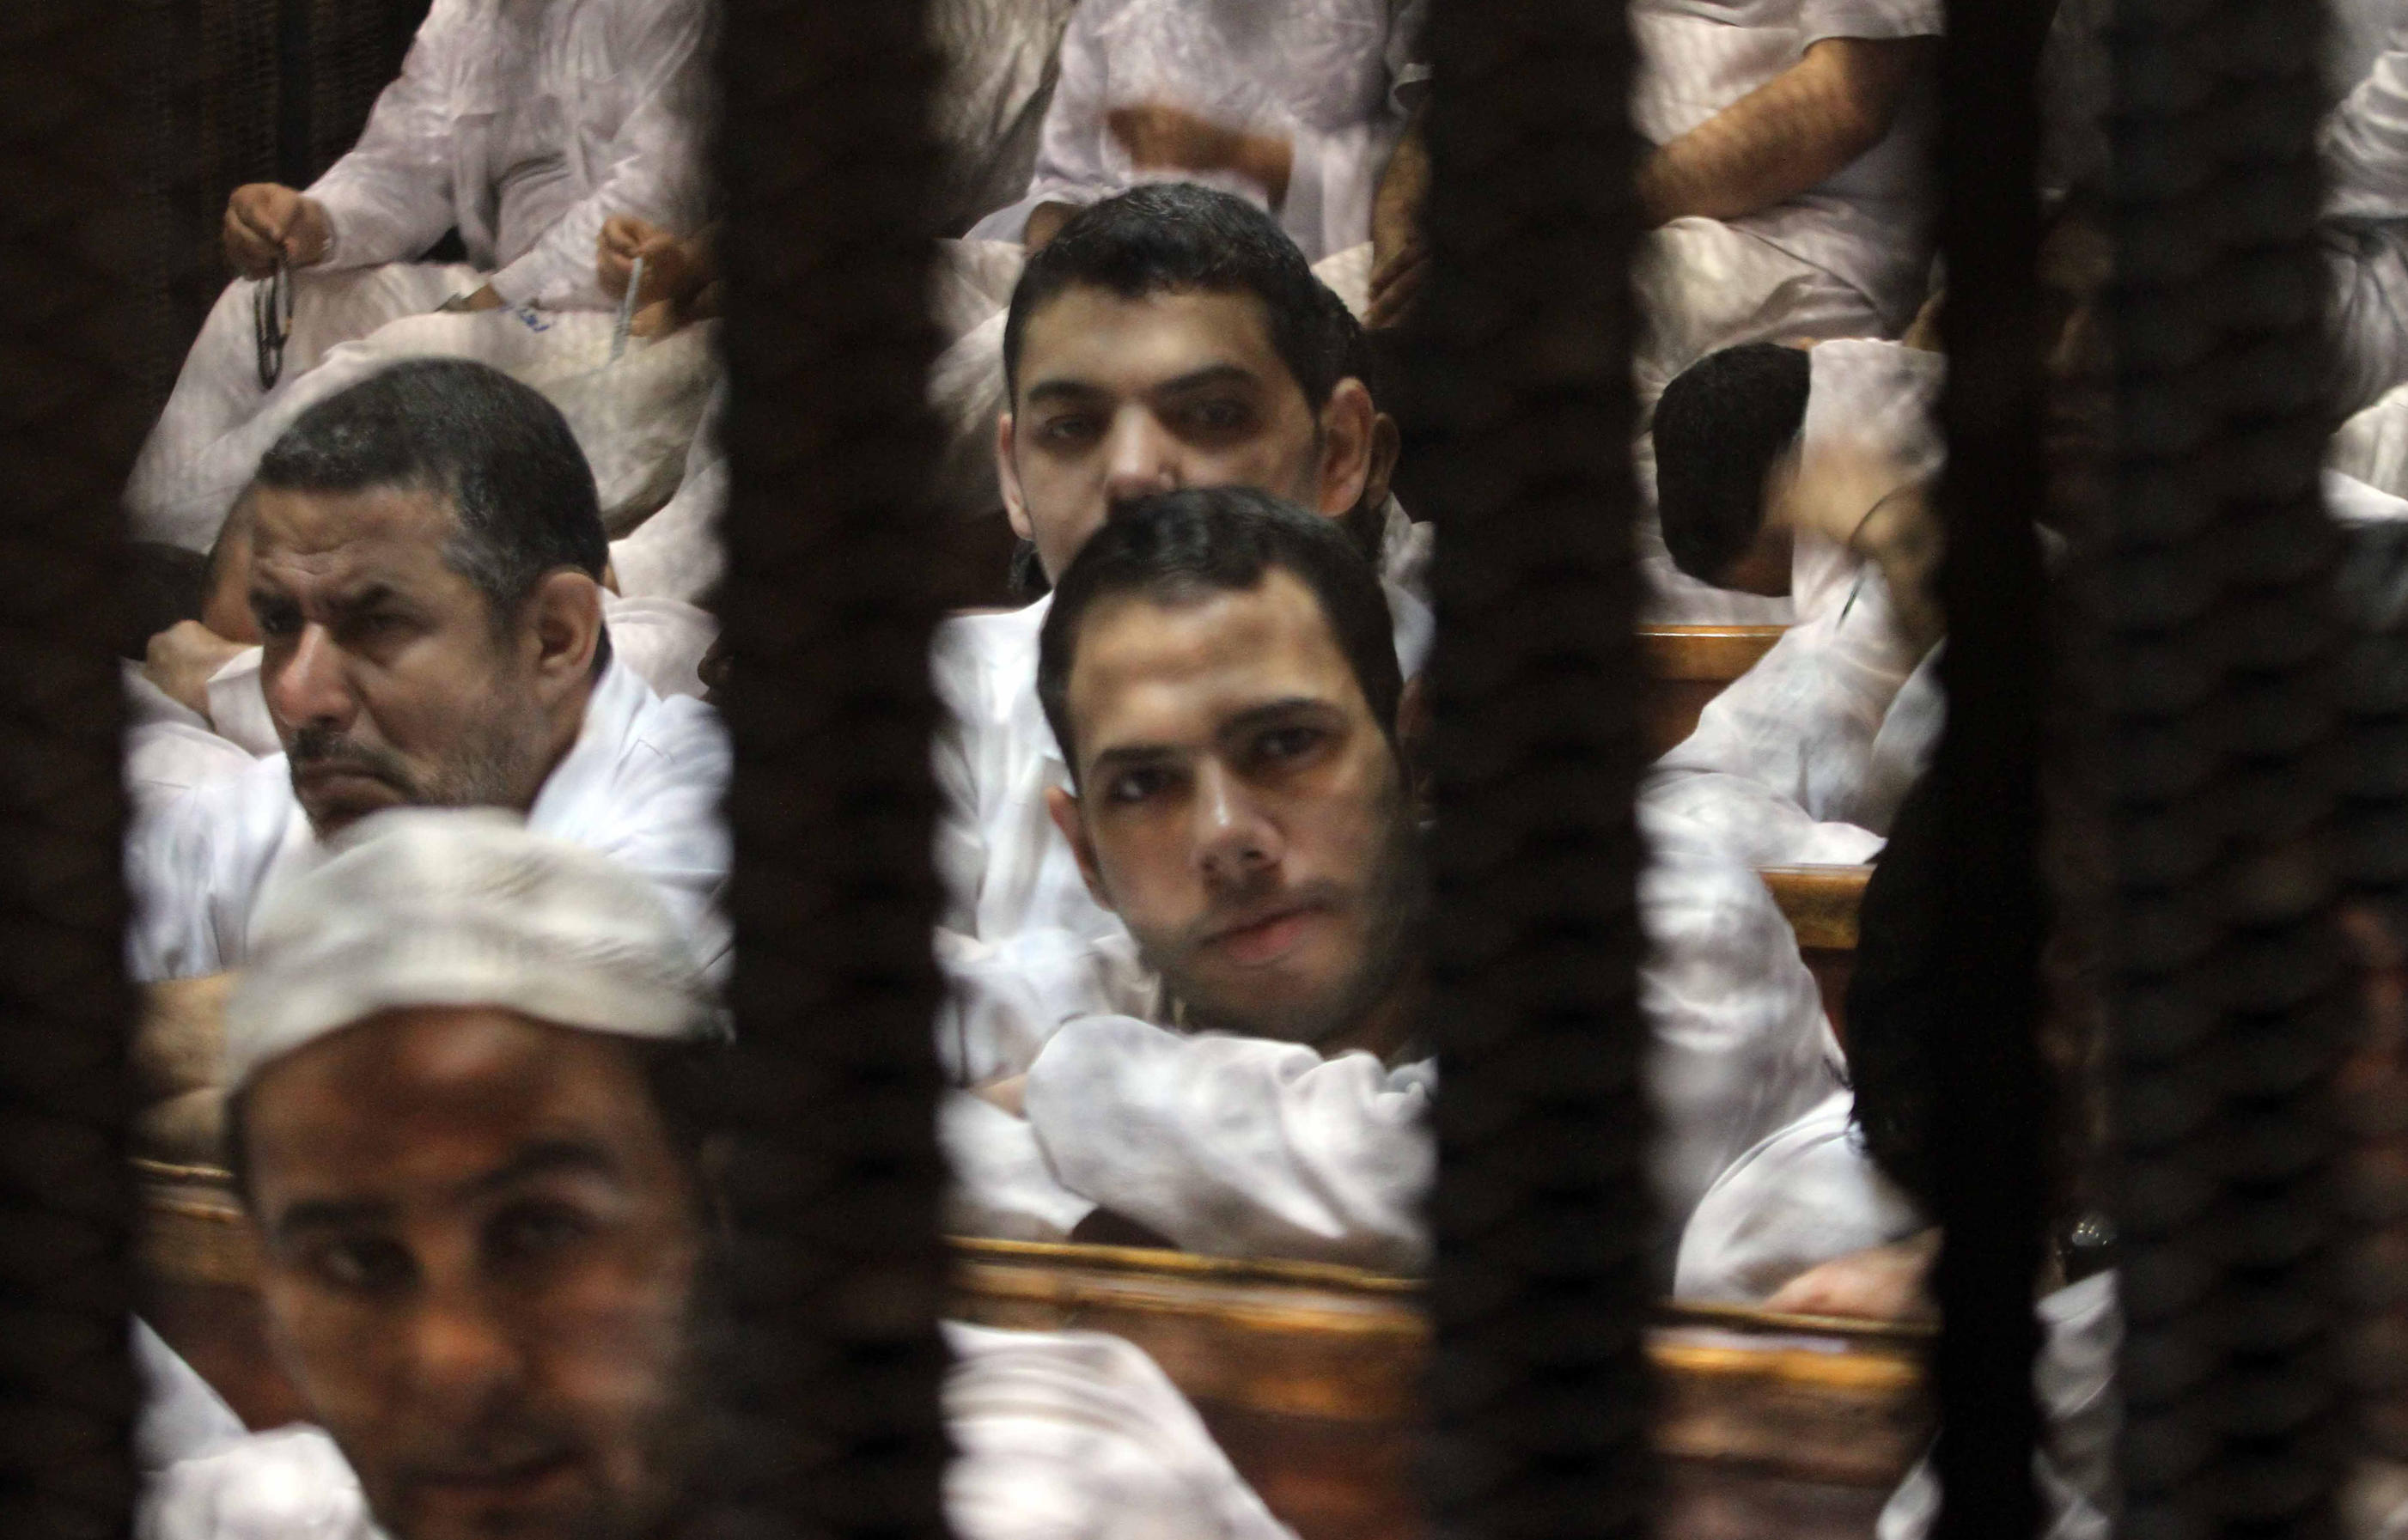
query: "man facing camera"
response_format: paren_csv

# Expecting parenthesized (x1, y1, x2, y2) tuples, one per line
(141, 810, 1293, 1540)
(932, 185, 1430, 1085)
(126, 359, 728, 981)
(955, 490, 1841, 1275)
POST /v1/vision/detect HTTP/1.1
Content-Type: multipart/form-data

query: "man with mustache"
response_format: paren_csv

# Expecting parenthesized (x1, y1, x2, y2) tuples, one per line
(142, 810, 1292, 1540)
(957, 489, 1840, 1274)
(125, 358, 729, 982)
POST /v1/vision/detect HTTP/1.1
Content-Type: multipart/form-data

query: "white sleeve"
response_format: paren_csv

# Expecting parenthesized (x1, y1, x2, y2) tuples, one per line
(1796, 0, 1944, 44)
(1281, 117, 1404, 260)
(1638, 768, 1887, 868)
(2326, 42, 2408, 221)
(969, 4, 1112, 242)
(942, 1324, 1297, 1540)
(1654, 597, 1927, 823)
(133, 1320, 247, 1472)
(201, 649, 279, 758)
(304, 0, 469, 272)
(934, 926, 1155, 1084)
(1641, 828, 1844, 1253)
(940, 1091, 1094, 1242)
(137, 1427, 375, 1540)
(1023, 1017, 1432, 1272)
(486, 0, 716, 309)
(586, 701, 733, 974)
(125, 784, 244, 983)
(608, 385, 726, 603)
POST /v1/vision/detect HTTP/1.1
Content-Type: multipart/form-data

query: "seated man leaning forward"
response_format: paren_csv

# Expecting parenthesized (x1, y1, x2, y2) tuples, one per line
(126, 358, 728, 982)
(143, 809, 1293, 1540)
(933, 184, 1429, 1082)
(126, 0, 714, 551)
(950, 489, 1841, 1275)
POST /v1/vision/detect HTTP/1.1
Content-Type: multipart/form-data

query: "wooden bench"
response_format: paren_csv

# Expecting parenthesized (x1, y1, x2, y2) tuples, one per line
(1638, 624, 1788, 755)
(135, 1169, 1929, 1540)
(1759, 864, 1873, 1041)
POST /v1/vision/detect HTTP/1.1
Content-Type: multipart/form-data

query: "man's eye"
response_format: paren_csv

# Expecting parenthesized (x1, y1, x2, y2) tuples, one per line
(309, 1237, 414, 1293)
(254, 605, 300, 638)
(487, 1202, 596, 1263)
(1180, 399, 1252, 435)
(1107, 767, 1172, 805)
(1039, 415, 1100, 446)
(1256, 727, 1324, 764)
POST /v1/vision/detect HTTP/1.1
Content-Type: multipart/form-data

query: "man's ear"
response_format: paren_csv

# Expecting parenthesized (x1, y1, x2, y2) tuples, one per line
(997, 411, 1035, 543)
(1313, 378, 1377, 517)
(527, 570, 606, 694)
(1045, 783, 1113, 909)
(1362, 410, 1401, 516)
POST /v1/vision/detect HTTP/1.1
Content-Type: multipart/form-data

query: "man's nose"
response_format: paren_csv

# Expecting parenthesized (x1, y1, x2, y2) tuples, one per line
(265, 624, 356, 731)
(1193, 759, 1281, 886)
(405, 1278, 527, 1420)
(1100, 411, 1180, 509)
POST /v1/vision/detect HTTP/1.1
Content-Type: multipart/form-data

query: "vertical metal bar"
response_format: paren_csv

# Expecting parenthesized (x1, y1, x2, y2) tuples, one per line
(0, 3, 144, 1536)
(1407, 0, 1652, 1534)
(2106, 0, 2349, 1535)
(1928, 0, 2051, 1536)
(710, 0, 955, 1534)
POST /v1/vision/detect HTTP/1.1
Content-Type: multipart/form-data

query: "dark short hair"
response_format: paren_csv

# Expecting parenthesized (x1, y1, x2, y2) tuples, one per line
(1038, 487, 1401, 776)
(253, 359, 611, 666)
(1003, 184, 1351, 413)
(1844, 773, 1944, 1208)
(1653, 342, 1811, 584)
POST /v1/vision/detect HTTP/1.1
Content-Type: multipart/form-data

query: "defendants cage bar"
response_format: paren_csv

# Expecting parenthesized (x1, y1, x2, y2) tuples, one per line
(0, 0, 2383, 1537)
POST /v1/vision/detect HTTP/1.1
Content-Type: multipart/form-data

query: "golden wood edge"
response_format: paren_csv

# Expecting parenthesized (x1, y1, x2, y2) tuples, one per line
(1757, 865, 1873, 952)
(1637, 625, 1790, 681)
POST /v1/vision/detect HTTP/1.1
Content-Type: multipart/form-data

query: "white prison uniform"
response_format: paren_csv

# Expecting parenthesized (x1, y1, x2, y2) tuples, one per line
(1003, 815, 1843, 1275)
(1629, 0, 1942, 400)
(1876, 1272, 2121, 1540)
(2336, 380, 2408, 500)
(1646, 339, 1942, 858)
(125, 667, 261, 818)
(137, 1326, 1290, 1540)
(932, 0, 1088, 234)
(968, 0, 1414, 261)
(134, 1320, 247, 1475)
(127, 0, 715, 551)
(125, 656, 729, 982)
(1672, 1087, 1923, 1302)
(2323, 3, 2408, 416)
(610, 379, 727, 604)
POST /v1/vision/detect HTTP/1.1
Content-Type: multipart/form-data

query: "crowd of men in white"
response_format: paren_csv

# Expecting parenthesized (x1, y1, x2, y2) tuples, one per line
(114, 0, 2408, 1537)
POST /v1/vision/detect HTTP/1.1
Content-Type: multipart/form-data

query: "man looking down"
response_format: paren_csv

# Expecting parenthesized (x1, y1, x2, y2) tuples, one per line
(141, 810, 1293, 1540)
(954, 490, 1841, 1274)
(932, 185, 1428, 1085)
(126, 359, 728, 980)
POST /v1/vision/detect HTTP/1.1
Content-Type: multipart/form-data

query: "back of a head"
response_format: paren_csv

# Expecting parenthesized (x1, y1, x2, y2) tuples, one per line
(254, 359, 608, 619)
(1654, 342, 1810, 586)
(1037, 486, 1401, 773)
(1003, 184, 1350, 413)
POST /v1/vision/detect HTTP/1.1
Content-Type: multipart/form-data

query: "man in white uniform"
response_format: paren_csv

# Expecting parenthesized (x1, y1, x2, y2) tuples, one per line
(968, 0, 1423, 260)
(125, 361, 728, 981)
(141, 810, 1292, 1540)
(1644, 337, 1945, 861)
(933, 186, 1428, 1085)
(1630, 0, 1942, 404)
(954, 490, 1841, 1274)
(127, 0, 715, 551)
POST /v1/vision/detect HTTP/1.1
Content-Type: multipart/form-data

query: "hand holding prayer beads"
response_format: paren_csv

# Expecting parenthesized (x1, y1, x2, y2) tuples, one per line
(222, 185, 332, 280)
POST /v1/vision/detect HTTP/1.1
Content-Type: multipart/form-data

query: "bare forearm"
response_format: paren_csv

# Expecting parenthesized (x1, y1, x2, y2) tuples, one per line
(1637, 36, 1932, 227)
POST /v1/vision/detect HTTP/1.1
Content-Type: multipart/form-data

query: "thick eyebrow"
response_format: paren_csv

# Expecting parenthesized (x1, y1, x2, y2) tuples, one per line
(1022, 362, 1263, 410)
(459, 1138, 625, 1202)
(247, 578, 402, 621)
(266, 1140, 624, 1245)
(1215, 697, 1344, 746)
(1083, 698, 1341, 781)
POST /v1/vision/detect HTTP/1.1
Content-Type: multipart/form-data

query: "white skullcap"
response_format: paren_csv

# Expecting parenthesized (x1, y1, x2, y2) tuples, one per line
(225, 808, 719, 1092)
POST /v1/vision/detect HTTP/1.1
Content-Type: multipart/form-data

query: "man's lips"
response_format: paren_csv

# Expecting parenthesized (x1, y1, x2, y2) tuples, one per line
(411, 1449, 581, 1503)
(1204, 902, 1325, 966)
